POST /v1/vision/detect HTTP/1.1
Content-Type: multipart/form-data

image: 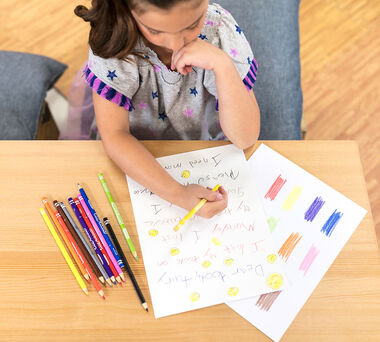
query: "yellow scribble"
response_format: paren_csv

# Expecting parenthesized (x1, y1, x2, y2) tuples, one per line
(202, 260, 211, 268)
(228, 287, 239, 296)
(148, 229, 159, 237)
(181, 170, 190, 178)
(211, 237, 222, 246)
(266, 273, 283, 290)
(267, 254, 277, 264)
(170, 248, 180, 256)
(190, 292, 200, 302)
(282, 186, 303, 211)
(224, 258, 234, 266)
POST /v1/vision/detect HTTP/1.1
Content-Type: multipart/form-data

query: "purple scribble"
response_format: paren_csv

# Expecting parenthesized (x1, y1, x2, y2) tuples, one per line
(321, 209, 343, 237)
(304, 196, 325, 222)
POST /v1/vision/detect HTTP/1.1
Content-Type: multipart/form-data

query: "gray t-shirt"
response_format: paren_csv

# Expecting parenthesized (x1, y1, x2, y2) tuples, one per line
(85, 3, 258, 140)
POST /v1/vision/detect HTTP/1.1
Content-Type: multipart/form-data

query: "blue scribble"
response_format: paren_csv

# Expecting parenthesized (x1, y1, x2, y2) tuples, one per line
(305, 196, 325, 222)
(321, 209, 343, 237)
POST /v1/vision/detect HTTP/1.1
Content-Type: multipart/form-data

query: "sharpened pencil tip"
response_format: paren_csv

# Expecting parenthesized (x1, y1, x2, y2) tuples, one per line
(142, 303, 148, 311)
(102, 295, 106, 300)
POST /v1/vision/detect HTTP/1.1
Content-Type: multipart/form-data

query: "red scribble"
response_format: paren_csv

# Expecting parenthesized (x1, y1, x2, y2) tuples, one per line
(278, 232, 302, 262)
(264, 174, 287, 201)
(255, 291, 281, 311)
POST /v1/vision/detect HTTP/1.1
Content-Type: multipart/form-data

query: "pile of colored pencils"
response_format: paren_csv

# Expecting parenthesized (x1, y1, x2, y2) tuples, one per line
(39, 176, 148, 312)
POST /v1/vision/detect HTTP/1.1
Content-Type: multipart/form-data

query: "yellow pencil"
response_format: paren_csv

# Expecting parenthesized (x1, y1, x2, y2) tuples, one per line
(173, 184, 221, 232)
(40, 208, 88, 296)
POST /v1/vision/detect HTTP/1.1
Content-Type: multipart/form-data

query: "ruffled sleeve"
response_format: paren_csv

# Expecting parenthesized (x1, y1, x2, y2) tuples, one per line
(85, 49, 140, 112)
(203, 3, 258, 98)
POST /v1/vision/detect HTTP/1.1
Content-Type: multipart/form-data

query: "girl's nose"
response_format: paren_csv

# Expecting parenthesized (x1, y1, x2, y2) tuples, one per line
(166, 34, 185, 51)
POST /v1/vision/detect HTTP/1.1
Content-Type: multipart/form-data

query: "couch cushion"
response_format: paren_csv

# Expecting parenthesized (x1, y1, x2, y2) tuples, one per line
(216, 0, 303, 139)
(0, 51, 67, 139)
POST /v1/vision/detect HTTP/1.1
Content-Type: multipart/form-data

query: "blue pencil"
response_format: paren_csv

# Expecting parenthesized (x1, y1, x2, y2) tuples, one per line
(69, 197, 115, 286)
(77, 183, 125, 272)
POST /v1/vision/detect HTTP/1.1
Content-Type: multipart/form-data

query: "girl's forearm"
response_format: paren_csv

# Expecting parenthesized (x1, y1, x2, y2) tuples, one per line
(213, 55, 260, 149)
(102, 131, 184, 204)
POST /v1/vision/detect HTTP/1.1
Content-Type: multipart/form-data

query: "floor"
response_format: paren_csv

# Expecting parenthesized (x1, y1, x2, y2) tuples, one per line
(1, 0, 379, 245)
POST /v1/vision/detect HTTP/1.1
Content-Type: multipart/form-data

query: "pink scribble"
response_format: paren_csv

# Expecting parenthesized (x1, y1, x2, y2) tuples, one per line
(265, 174, 287, 201)
(299, 245, 319, 275)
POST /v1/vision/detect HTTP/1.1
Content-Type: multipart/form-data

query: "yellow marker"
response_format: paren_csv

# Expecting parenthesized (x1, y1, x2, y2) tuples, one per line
(190, 292, 200, 302)
(267, 254, 277, 264)
(228, 287, 239, 296)
(173, 184, 221, 232)
(181, 170, 190, 178)
(267, 273, 283, 290)
(170, 248, 180, 256)
(149, 229, 159, 237)
(224, 258, 234, 266)
(211, 237, 222, 246)
(39, 208, 88, 296)
(202, 260, 211, 268)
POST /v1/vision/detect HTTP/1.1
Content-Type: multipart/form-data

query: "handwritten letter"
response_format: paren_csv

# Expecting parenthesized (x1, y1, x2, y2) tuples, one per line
(127, 145, 285, 318)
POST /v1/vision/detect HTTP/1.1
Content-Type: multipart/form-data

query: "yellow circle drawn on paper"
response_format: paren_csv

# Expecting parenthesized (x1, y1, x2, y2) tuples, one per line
(267, 254, 277, 264)
(224, 258, 234, 266)
(227, 287, 239, 297)
(190, 292, 200, 302)
(170, 248, 180, 256)
(211, 237, 222, 246)
(149, 229, 159, 237)
(202, 260, 211, 268)
(266, 273, 283, 290)
(181, 170, 190, 178)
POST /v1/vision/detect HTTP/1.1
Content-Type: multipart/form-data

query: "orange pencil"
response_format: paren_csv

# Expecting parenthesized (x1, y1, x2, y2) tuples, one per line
(42, 197, 89, 281)
(53, 201, 105, 300)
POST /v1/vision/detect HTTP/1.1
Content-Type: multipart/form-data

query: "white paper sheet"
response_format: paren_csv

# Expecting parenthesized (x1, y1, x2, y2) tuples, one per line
(227, 144, 367, 341)
(127, 145, 286, 318)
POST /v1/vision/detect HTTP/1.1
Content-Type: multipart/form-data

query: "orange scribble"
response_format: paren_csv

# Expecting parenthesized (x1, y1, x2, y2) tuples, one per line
(278, 232, 302, 262)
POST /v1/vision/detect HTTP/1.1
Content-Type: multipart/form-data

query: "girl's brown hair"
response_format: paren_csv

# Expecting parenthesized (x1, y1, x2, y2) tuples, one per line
(75, 0, 197, 61)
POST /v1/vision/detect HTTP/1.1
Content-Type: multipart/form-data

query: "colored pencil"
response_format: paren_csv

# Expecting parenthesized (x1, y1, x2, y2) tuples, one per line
(53, 201, 105, 300)
(70, 197, 115, 286)
(104, 217, 148, 312)
(98, 173, 138, 260)
(78, 194, 122, 285)
(77, 183, 126, 281)
(58, 202, 103, 284)
(41, 197, 89, 281)
(173, 184, 221, 231)
(39, 208, 88, 296)
(60, 201, 106, 285)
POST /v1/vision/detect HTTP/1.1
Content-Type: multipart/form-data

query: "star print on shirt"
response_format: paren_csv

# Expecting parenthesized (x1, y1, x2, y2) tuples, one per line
(235, 25, 242, 34)
(138, 101, 147, 110)
(198, 34, 208, 40)
(154, 65, 161, 73)
(230, 48, 239, 58)
(247, 56, 252, 65)
(107, 70, 117, 81)
(184, 108, 194, 118)
(158, 111, 167, 121)
(152, 91, 158, 99)
(190, 87, 198, 97)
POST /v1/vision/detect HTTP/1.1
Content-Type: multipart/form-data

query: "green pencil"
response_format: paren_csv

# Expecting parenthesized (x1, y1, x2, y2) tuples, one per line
(98, 173, 138, 260)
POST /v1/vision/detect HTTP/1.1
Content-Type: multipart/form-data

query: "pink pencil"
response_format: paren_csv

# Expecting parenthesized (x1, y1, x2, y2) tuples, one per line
(78, 194, 124, 284)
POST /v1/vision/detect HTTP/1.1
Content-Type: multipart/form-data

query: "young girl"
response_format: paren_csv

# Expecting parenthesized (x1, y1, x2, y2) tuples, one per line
(74, 0, 260, 218)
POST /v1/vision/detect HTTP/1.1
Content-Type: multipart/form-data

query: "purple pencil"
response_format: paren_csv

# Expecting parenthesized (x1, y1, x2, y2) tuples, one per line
(69, 197, 115, 286)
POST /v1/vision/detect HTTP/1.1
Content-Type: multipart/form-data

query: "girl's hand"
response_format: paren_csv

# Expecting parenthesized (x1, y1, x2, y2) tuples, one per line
(176, 184, 228, 218)
(171, 39, 228, 76)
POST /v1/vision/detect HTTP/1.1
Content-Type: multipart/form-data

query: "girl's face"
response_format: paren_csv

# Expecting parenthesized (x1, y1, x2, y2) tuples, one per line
(132, 0, 209, 53)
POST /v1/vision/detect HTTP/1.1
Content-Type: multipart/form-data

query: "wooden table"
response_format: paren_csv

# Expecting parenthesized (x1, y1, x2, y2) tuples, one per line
(0, 140, 379, 341)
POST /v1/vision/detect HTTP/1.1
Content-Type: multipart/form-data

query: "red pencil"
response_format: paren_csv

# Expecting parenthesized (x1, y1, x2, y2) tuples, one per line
(53, 201, 106, 300)
(74, 198, 120, 285)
